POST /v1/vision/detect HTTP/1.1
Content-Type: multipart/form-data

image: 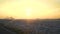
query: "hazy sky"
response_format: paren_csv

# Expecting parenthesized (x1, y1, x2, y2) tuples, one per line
(0, 0, 60, 19)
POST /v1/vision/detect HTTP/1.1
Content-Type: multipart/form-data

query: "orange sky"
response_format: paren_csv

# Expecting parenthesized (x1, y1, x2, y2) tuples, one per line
(0, 0, 60, 19)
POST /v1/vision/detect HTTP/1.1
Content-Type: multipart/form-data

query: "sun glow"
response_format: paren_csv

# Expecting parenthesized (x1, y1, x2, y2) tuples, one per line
(26, 8, 32, 19)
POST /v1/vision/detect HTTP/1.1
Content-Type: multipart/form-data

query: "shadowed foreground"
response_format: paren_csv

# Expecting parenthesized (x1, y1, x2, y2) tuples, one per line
(0, 19, 60, 34)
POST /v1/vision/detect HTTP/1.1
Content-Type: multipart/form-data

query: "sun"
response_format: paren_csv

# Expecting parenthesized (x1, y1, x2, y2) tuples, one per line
(25, 8, 32, 19)
(26, 9, 31, 16)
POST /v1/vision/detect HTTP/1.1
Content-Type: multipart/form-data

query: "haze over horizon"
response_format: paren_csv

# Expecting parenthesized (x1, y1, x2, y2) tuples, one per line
(0, 0, 60, 19)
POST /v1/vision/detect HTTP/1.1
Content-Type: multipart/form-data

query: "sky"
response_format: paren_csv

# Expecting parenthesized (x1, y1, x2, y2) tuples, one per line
(0, 0, 60, 19)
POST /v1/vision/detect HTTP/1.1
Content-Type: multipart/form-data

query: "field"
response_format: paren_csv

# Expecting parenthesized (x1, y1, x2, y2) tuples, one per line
(0, 19, 60, 34)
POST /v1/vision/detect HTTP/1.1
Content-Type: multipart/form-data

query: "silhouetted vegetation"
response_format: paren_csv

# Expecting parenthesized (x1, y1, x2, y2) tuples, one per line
(0, 18, 60, 34)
